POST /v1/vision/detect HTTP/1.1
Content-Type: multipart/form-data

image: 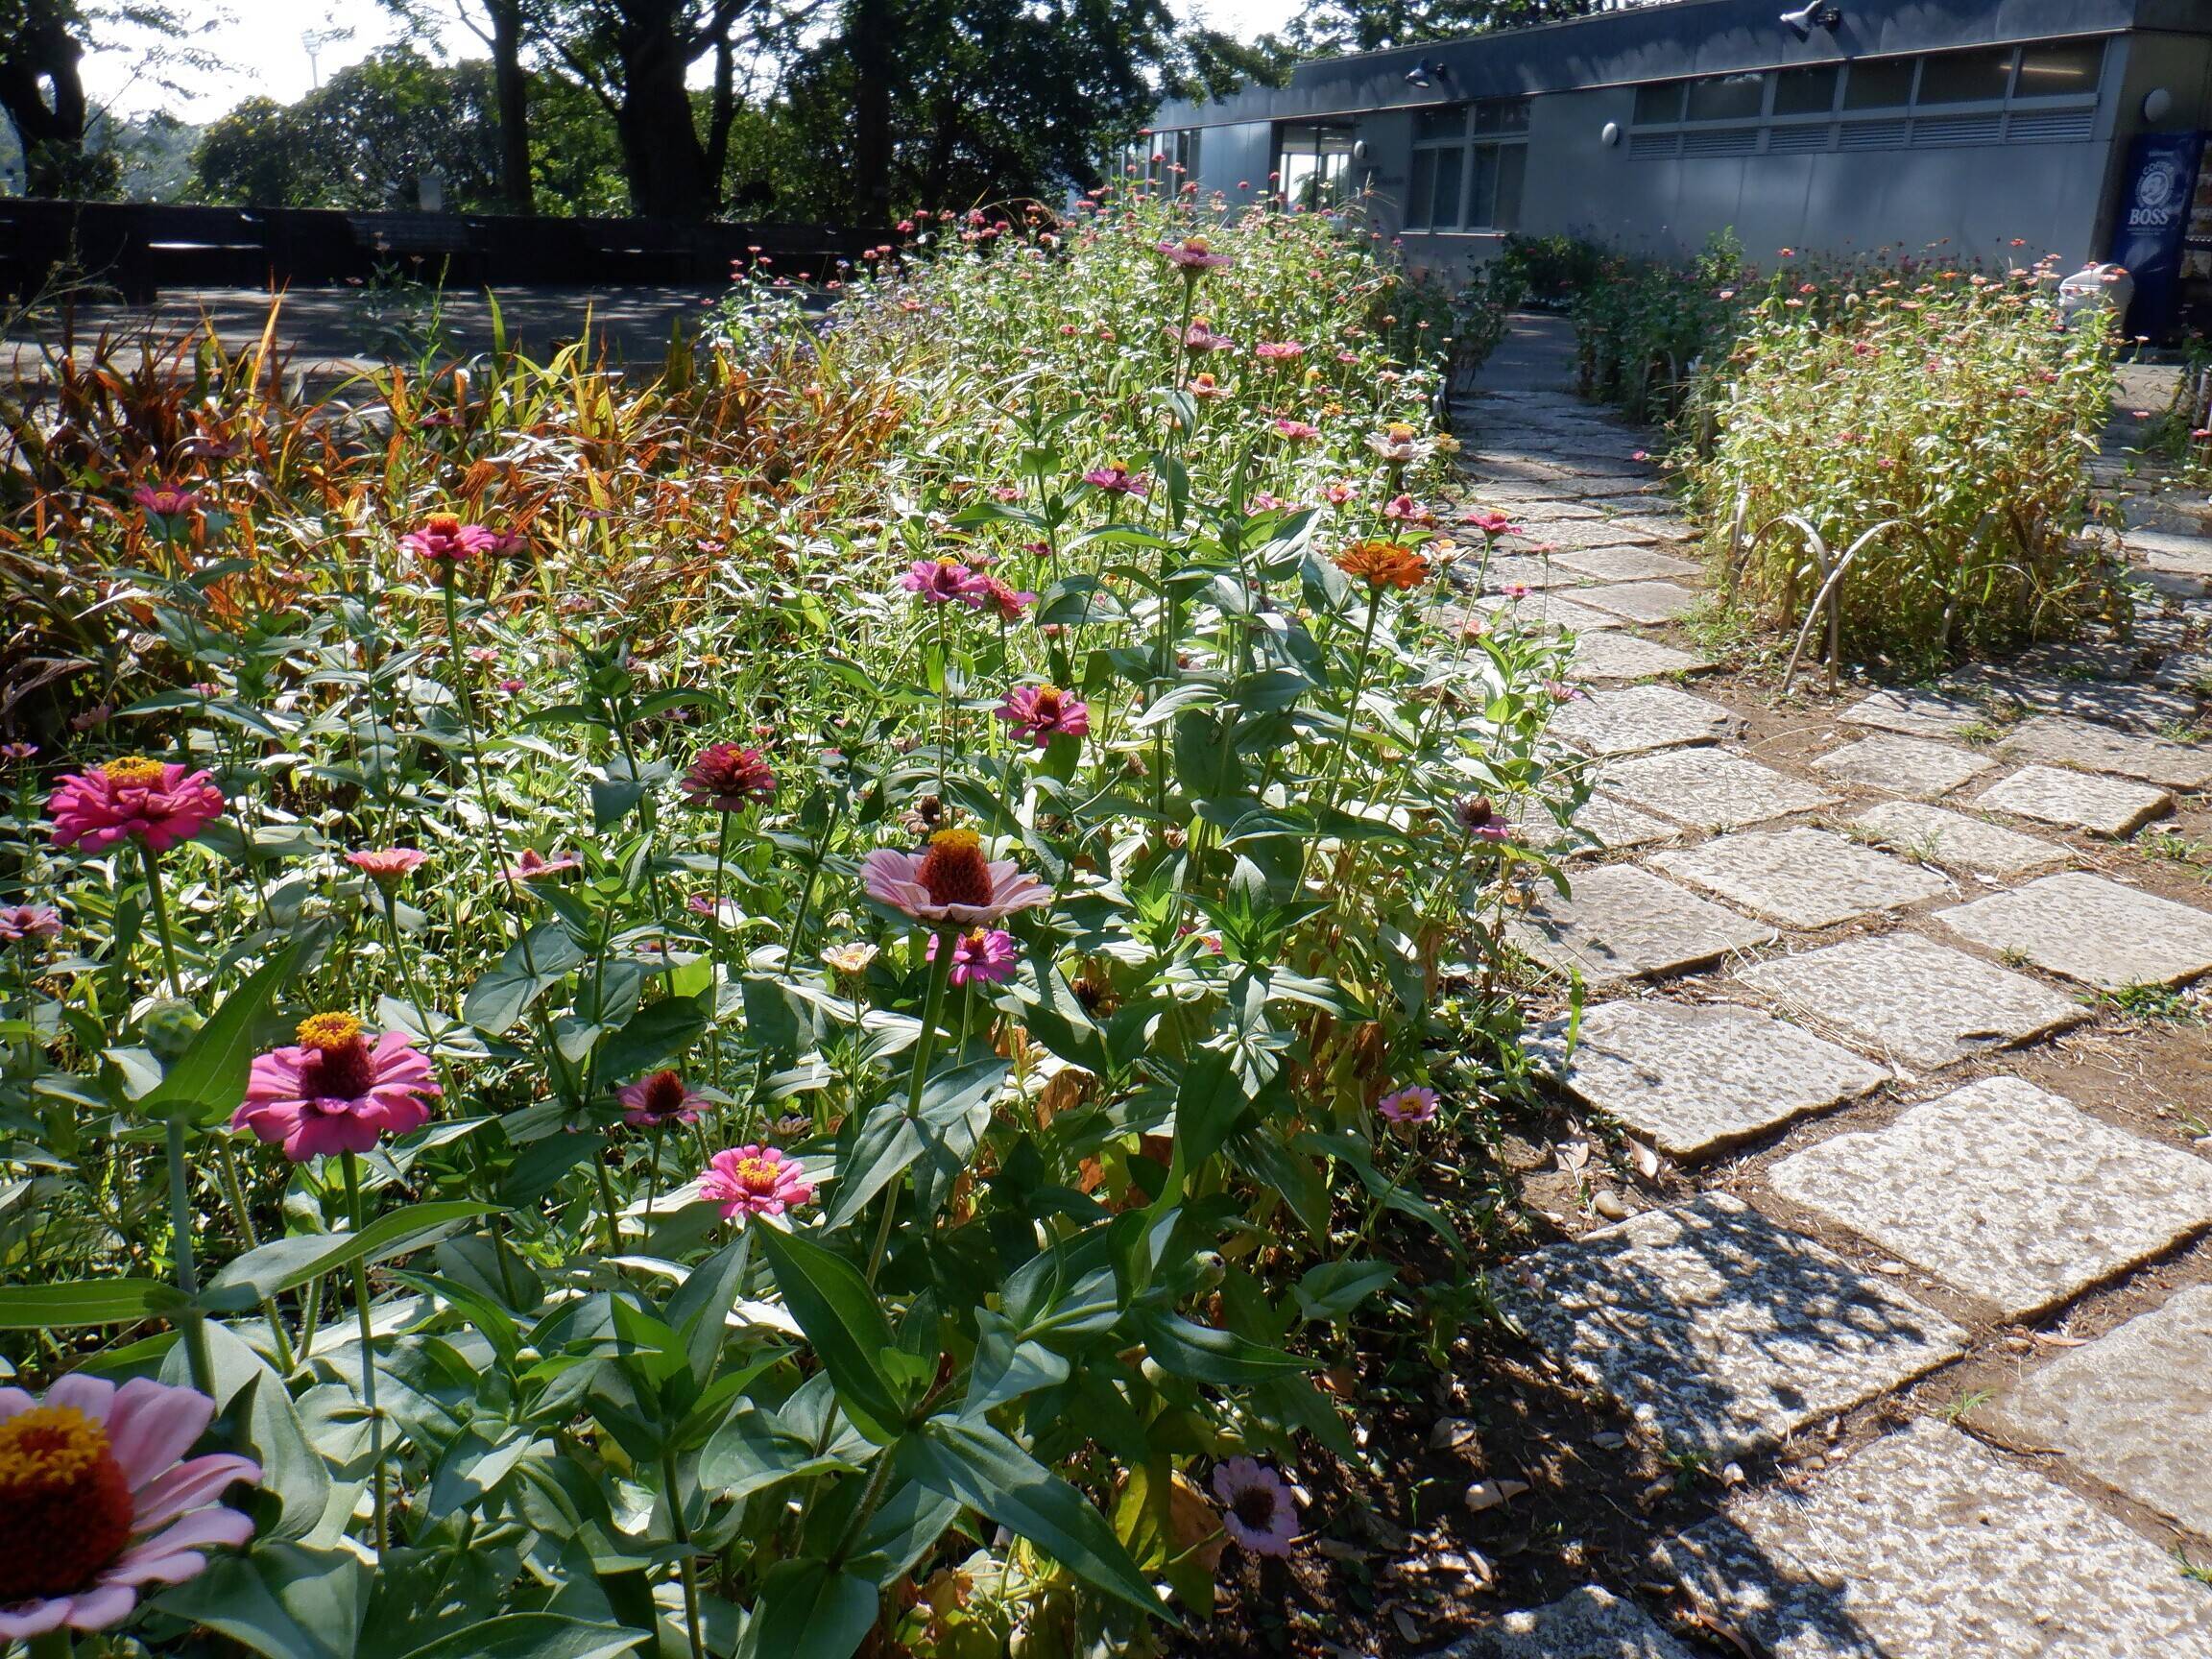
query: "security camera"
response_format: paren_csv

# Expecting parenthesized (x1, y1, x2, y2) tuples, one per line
(1780, 3, 1840, 36)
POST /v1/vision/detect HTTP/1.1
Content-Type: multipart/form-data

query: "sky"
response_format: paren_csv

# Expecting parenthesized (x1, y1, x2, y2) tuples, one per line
(82, 0, 1311, 123)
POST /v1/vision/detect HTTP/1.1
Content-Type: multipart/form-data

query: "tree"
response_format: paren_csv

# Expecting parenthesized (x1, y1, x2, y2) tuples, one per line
(0, 0, 215, 198)
(1288, 0, 1603, 56)
(385, 0, 536, 211)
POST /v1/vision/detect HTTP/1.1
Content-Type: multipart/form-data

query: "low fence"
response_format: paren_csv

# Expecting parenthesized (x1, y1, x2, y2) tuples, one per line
(0, 200, 892, 302)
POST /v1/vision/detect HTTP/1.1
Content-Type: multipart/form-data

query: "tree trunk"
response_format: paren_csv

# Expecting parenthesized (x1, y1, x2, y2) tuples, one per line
(613, 0, 715, 219)
(0, 8, 90, 198)
(489, 0, 534, 213)
(846, 0, 894, 223)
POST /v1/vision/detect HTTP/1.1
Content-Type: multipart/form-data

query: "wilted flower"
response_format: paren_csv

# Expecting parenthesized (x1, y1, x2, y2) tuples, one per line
(1156, 235, 1232, 272)
(927, 926, 1020, 986)
(618, 1069, 709, 1128)
(1082, 464, 1150, 496)
(861, 829, 1052, 926)
(978, 575, 1037, 620)
(1210, 1457, 1299, 1556)
(1455, 795, 1511, 841)
(682, 744, 777, 810)
(131, 482, 203, 518)
(0, 1374, 260, 1642)
(1377, 1085, 1439, 1123)
(49, 759, 222, 854)
(400, 513, 496, 565)
(700, 1144, 814, 1220)
(0, 904, 62, 943)
(1334, 540, 1430, 591)
(233, 1013, 440, 1162)
(996, 684, 1089, 747)
(821, 941, 879, 977)
(503, 848, 583, 882)
(902, 557, 989, 608)
(346, 848, 427, 891)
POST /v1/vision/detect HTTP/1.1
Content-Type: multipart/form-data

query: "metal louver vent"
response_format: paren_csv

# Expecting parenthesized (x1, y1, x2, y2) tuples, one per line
(1680, 127, 1761, 156)
(2008, 108, 2096, 143)
(1629, 131, 1680, 158)
(1837, 119, 1910, 151)
(1767, 124, 1833, 155)
(1911, 114, 2004, 149)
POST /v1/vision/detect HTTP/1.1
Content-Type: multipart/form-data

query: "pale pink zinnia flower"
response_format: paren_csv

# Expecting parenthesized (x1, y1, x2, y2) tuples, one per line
(400, 514, 497, 565)
(232, 1013, 440, 1162)
(926, 926, 1020, 986)
(700, 1143, 813, 1220)
(48, 758, 222, 854)
(0, 1374, 260, 1641)
(902, 557, 989, 608)
(996, 684, 1089, 747)
(1458, 509, 1518, 537)
(1252, 341, 1305, 363)
(681, 744, 776, 810)
(503, 848, 583, 882)
(1210, 1456, 1299, 1556)
(346, 848, 427, 891)
(1271, 419, 1320, 441)
(1155, 235, 1233, 271)
(860, 829, 1052, 926)
(0, 903, 62, 943)
(1377, 1085, 1439, 1123)
(1176, 321, 1235, 352)
(617, 1069, 709, 1128)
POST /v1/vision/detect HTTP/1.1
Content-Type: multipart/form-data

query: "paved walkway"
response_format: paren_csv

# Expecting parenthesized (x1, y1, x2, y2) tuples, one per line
(1441, 315, 2212, 1655)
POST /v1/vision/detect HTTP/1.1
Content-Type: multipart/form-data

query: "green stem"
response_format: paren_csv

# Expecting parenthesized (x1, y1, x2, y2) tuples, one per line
(661, 1448, 707, 1659)
(165, 1117, 214, 1395)
(214, 1136, 297, 1374)
(593, 1149, 624, 1255)
(343, 1151, 389, 1552)
(868, 930, 955, 1285)
(1298, 593, 1384, 892)
(26, 1626, 72, 1659)
(139, 843, 183, 999)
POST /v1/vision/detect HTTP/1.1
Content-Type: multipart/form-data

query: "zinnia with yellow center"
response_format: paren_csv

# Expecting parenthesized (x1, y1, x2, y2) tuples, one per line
(699, 1144, 813, 1220)
(231, 1012, 441, 1161)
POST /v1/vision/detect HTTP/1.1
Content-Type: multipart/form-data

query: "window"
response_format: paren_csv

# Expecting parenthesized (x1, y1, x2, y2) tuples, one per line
(1915, 47, 2012, 106)
(1276, 122, 1355, 211)
(1772, 64, 1839, 116)
(1406, 97, 1527, 231)
(1841, 59, 1914, 109)
(2014, 37, 2104, 99)
(1633, 82, 1685, 125)
(1686, 73, 1765, 122)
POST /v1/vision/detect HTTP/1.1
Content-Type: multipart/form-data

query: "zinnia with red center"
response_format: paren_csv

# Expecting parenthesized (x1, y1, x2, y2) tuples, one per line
(860, 828, 1052, 926)
(700, 1144, 813, 1220)
(682, 743, 777, 810)
(617, 1069, 709, 1127)
(232, 1013, 441, 1161)
(0, 1374, 260, 1642)
(1209, 1456, 1299, 1557)
(996, 684, 1089, 748)
(0, 904, 61, 943)
(400, 513, 497, 565)
(927, 926, 1020, 987)
(48, 757, 223, 854)
(503, 848, 583, 882)
(902, 557, 988, 608)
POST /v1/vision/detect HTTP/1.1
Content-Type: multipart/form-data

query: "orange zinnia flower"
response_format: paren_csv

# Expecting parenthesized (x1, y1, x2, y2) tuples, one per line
(1334, 539, 1430, 590)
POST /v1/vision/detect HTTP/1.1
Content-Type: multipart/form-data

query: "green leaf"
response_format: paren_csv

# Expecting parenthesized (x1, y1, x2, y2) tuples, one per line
(746, 1558, 878, 1659)
(0, 1276, 182, 1328)
(699, 1405, 859, 1501)
(168, 1319, 332, 1539)
(823, 1101, 924, 1231)
(139, 942, 300, 1123)
(1125, 1307, 1310, 1384)
(903, 1418, 1166, 1623)
(593, 992, 710, 1084)
(207, 1202, 500, 1303)
(158, 1541, 371, 1659)
(464, 924, 587, 1035)
(1292, 1260, 1398, 1323)
(394, 1613, 647, 1659)
(752, 1225, 908, 1443)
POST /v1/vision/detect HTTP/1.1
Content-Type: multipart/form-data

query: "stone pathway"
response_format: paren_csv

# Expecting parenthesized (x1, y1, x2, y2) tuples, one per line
(1436, 315, 2212, 1657)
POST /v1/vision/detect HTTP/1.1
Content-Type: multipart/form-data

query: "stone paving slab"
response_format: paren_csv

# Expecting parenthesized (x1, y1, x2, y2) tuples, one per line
(1573, 582, 1704, 625)
(1737, 932, 2083, 1070)
(1503, 517, 1660, 552)
(1995, 712, 2212, 789)
(1550, 545, 1701, 583)
(1838, 686, 1996, 739)
(1551, 685, 1742, 757)
(1568, 632, 1713, 681)
(1601, 514, 1696, 544)
(1768, 1075, 2212, 1317)
(1532, 1000, 1888, 1160)
(1477, 590, 1628, 633)
(1810, 733, 1991, 800)
(1654, 1419, 2212, 1659)
(1479, 556, 1589, 591)
(1845, 801, 2069, 878)
(1953, 663, 2203, 735)
(1975, 1284, 2212, 1539)
(1935, 871, 2212, 989)
(1507, 866, 1776, 985)
(1599, 749, 1839, 830)
(1974, 763, 2173, 836)
(1650, 828, 1950, 930)
(2127, 526, 2212, 570)
(1465, 494, 1605, 520)
(1437, 1586, 1695, 1659)
(1497, 1192, 1965, 1460)
(1512, 794, 1679, 856)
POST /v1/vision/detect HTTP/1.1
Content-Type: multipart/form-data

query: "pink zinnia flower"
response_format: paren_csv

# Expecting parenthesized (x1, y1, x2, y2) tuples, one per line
(978, 575, 1037, 621)
(1455, 795, 1511, 842)
(927, 926, 1020, 986)
(617, 1069, 709, 1128)
(1500, 583, 1533, 602)
(700, 1144, 813, 1220)
(1176, 321, 1235, 352)
(1271, 419, 1320, 441)
(131, 482, 203, 517)
(1378, 1085, 1439, 1123)
(1210, 1457, 1299, 1557)
(504, 848, 582, 882)
(48, 758, 222, 854)
(682, 744, 776, 810)
(902, 557, 989, 608)
(861, 829, 1052, 926)
(1, 742, 36, 762)
(232, 1014, 440, 1162)
(1253, 341, 1305, 363)
(399, 514, 497, 565)
(0, 1374, 260, 1642)
(1458, 509, 1518, 537)
(0, 904, 62, 943)
(1082, 465, 1150, 496)
(1382, 494, 1434, 526)
(1156, 236, 1233, 271)
(346, 848, 427, 891)
(996, 684, 1089, 747)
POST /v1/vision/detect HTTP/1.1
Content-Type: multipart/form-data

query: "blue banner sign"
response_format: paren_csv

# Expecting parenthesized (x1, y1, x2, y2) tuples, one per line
(2110, 132, 2205, 339)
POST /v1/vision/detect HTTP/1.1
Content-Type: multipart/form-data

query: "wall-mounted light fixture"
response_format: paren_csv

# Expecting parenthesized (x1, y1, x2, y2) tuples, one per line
(1352, 139, 1370, 163)
(1779, 3, 1841, 37)
(1404, 59, 1445, 89)
(1600, 121, 1622, 147)
(2143, 87, 2174, 122)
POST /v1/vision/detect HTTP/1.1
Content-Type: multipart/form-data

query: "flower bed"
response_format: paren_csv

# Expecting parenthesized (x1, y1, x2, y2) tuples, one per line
(0, 193, 1579, 1657)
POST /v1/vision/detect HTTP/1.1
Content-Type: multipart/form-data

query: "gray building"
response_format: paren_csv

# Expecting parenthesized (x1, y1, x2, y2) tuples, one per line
(1143, 0, 2212, 328)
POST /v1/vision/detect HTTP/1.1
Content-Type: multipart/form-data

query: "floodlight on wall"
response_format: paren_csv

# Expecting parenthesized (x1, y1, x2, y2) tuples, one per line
(2143, 87, 2174, 122)
(1779, 2, 1840, 36)
(1405, 59, 1445, 88)
(1352, 139, 1369, 163)
(1600, 121, 1622, 147)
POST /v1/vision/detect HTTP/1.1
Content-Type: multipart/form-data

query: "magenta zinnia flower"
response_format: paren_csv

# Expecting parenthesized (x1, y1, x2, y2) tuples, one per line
(503, 848, 582, 882)
(861, 829, 1052, 926)
(617, 1069, 709, 1128)
(682, 744, 777, 810)
(0, 1374, 260, 1641)
(131, 482, 203, 518)
(927, 926, 1020, 986)
(48, 758, 222, 854)
(902, 557, 989, 608)
(232, 1013, 440, 1162)
(1377, 1085, 1439, 1124)
(1210, 1457, 1299, 1557)
(346, 848, 427, 891)
(996, 684, 1089, 748)
(700, 1144, 813, 1220)
(400, 513, 497, 565)
(1458, 509, 1519, 537)
(1156, 236, 1233, 271)
(1082, 465, 1150, 496)
(0, 904, 61, 943)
